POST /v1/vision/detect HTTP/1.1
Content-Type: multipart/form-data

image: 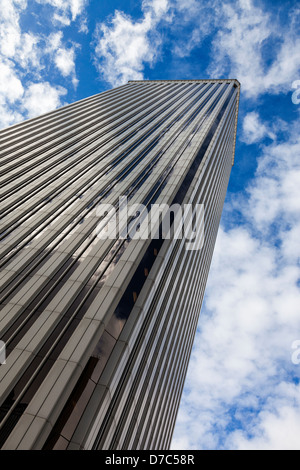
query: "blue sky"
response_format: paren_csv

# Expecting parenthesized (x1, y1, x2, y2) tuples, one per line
(1, 0, 300, 450)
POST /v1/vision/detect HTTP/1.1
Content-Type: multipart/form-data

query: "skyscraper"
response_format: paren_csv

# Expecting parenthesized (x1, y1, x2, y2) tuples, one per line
(0, 79, 240, 450)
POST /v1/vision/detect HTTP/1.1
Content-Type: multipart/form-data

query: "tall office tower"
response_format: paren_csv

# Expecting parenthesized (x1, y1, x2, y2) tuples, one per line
(0, 79, 240, 450)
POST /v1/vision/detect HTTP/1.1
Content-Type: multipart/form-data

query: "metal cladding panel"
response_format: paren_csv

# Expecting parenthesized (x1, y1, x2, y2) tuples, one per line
(0, 79, 240, 449)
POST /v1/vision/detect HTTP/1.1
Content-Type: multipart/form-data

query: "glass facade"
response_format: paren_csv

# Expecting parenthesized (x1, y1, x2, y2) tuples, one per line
(0, 79, 240, 449)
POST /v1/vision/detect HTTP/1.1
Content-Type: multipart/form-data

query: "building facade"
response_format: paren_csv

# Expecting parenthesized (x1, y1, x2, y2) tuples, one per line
(0, 79, 240, 449)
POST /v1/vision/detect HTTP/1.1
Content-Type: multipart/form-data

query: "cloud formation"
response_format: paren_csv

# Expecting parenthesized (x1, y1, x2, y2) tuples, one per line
(208, 0, 300, 98)
(94, 0, 170, 86)
(0, 0, 82, 128)
(22, 82, 67, 118)
(242, 111, 275, 144)
(35, 0, 88, 25)
(172, 116, 300, 450)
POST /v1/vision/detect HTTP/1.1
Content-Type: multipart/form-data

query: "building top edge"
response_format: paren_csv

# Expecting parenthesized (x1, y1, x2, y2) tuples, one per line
(128, 78, 241, 87)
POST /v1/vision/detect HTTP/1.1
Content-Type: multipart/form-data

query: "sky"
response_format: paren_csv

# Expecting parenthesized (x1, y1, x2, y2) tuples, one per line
(0, 0, 300, 450)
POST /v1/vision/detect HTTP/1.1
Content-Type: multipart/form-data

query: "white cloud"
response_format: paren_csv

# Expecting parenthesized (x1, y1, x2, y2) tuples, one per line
(35, 0, 88, 24)
(229, 383, 300, 450)
(166, 0, 300, 99)
(0, 0, 25, 127)
(0, 1, 80, 128)
(54, 47, 77, 81)
(142, 0, 169, 17)
(94, 0, 170, 86)
(46, 31, 64, 51)
(171, 117, 300, 450)
(0, 0, 41, 70)
(242, 111, 275, 144)
(173, 28, 202, 59)
(245, 129, 300, 230)
(169, 0, 218, 58)
(22, 82, 67, 118)
(0, 0, 25, 58)
(45, 32, 78, 85)
(0, 60, 24, 103)
(208, 0, 300, 98)
(0, 59, 24, 128)
(78, 16, 88, 34)
(17, 32, 41, 69)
